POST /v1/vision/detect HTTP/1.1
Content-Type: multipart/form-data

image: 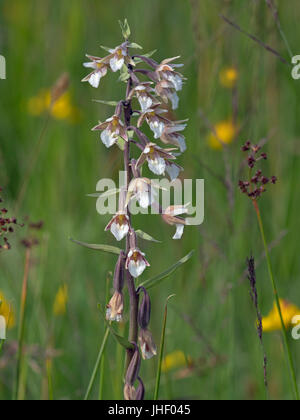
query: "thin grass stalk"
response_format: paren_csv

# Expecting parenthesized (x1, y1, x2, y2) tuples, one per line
(46, 358, 54, 401)
(98, 273, 111, 400)
(14, 247, 31, 400)
(84, 327, 110, 401)
(253, 200, 299, 400)
(154, 295, 174, 400)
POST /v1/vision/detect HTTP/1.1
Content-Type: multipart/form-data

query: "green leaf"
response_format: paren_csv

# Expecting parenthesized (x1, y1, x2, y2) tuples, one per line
(86, 188, 120, 199)
(119, 18, 131, 40)
(139, 250, 194, 290)
(98, 304, 134, 350)
(154, 294, 176, 400)
(92, 99, 119, 106)
(135, 230, 161, 243)
(100, 45, 113, 53)
(70, 239, 122, 255)
(116, 137, 126, 151)
(128, 42, 143, 49)
(133, 50, 157, 64)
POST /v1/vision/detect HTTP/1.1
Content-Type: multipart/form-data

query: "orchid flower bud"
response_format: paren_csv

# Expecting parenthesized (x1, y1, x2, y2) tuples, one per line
(124, 383, 136, 401)
(106, 291, 124, 322)
(138, 287, 151, 329)
(135, 377, 145, 401)
(125, 345, 141, 386)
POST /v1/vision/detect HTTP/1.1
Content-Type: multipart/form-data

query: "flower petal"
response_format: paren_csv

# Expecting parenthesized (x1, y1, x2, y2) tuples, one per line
(173, 224, 185, 240)
(101, 129, 118, 148)
(110, 222, 129, 241)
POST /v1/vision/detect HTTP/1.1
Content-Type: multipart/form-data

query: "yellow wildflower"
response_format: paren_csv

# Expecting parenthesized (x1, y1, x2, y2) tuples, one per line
(262, 299, 300, 332)
(219, 67, 238, 89)
(27, 89, 79, 123)
(0, 290, 15, 329)
(161, 350, 191, 373)
(53, 284, 68, 317)
(208, 120, 237, 150)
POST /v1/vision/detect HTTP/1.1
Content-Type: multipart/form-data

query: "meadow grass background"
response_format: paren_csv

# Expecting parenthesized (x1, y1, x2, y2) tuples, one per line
(0, 0, 300, 400)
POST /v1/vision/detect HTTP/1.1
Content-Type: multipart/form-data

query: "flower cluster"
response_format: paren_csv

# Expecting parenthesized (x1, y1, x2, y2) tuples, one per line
(82, 23, 188, 400)
(239, 141, 277, 199)
(0, 188, 18, 251)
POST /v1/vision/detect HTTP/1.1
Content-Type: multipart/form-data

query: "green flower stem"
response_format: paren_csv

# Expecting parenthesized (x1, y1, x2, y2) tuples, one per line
(253, 200, 299, 400)
(84, 327, 110, 401)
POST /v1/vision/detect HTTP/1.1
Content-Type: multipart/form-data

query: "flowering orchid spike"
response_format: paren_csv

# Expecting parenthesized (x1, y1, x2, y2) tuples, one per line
(92, 115, 128, 148)
(126, 248, 150, 278)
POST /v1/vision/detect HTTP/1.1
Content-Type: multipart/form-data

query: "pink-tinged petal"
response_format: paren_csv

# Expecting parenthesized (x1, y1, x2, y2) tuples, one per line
(173, 224, 185, 240)
(135, 153, 147, 168)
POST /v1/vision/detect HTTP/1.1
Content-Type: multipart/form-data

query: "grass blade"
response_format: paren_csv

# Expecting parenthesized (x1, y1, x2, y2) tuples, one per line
(70, 239, 122, 255)
(154, 295, 175, 401)
(84, 327, 110, 401)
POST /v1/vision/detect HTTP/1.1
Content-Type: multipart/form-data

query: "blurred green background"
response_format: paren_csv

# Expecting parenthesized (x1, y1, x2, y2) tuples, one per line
(1, 0, 300, 400)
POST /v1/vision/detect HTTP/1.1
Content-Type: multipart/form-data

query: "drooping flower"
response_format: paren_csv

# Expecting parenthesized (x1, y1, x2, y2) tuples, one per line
(160, 122, 187, 153)
(138, 328, 157, 360)
(126, 248, 150, 278)
(219, 67, 238, 89)
(128, 82, 159, 112)
(137, 105, 170, 139)
(127, 178, 156, 209)
(92, 115, 128, 148)
(262, 299, 300, 332)
(82, 55, 109, 88)
(162, 204, 188, 240)
(135, 143, 177, 176)
(53, 284, 68, 317)
(107, 43, 130, 72)
(155, 80, 179, 110)
(106, 291, 124, 322)
(105, 213, 130, 241)
(208, 120, 237, 150)
(155, 56, 184, 91)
